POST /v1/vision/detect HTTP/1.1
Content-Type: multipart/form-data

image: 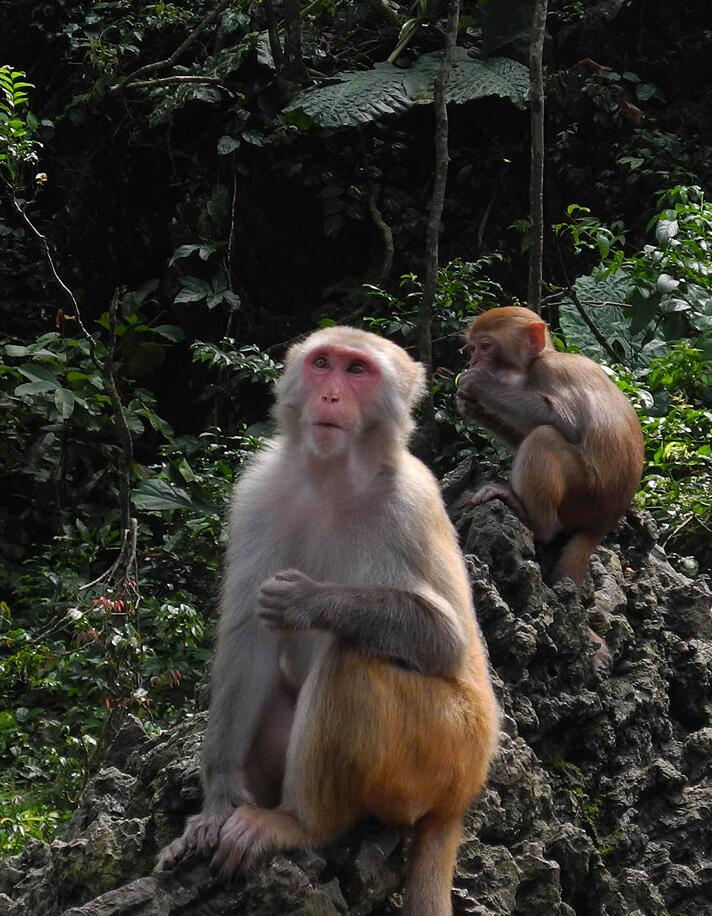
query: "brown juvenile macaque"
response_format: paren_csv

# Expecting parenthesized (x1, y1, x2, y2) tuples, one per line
(456, 306, 644, 585)
(158, 327, 499, 916)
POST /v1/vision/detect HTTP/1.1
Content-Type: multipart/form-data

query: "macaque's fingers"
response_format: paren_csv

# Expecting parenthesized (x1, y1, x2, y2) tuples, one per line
(258, 584, 291, 604)
(155, 835, 190, 871)
(258, 605, 310, 632)
(257, 580, 310, 629)
(194, 817, 223, 857)
(273, 568, 311, 583)
(257, 609, 287, 628)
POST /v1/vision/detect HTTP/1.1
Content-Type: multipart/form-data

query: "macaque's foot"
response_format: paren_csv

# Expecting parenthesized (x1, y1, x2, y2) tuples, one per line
(211, 804, 309, 876)
(156, 811, 229, 871)
(471, 484, 528, 523)
(211, 805, 272, 875)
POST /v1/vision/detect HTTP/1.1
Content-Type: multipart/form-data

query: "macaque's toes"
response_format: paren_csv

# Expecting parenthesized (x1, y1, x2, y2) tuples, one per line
(156, 812, 229, 872)
(587, 627, 613, 671)
(195, 819, 222, 857)
(211, 805, 261, 875)
(471, 485, 504, 507)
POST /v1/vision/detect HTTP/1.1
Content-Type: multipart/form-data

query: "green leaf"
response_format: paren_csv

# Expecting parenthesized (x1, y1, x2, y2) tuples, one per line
(4, 344, 28, 357)
(284, 51, 528, 129)
(151, 324, 185, 342)
(285, 65, 413, 128)
(442, 52, 529, 108)
(176, 457, 196, 482)
(636, 83, 658, 102)
(175, 276, 212, 304)
(631, 294, 659, 335)
(143, 410, 173, 438)
(222, 290, 241, 310)
(54, 388, 75, 419)
(17, 363, 61, 387)
(656, 219, 678, 246)
(659, 298, 690, 313)
(14, 380, 56, 396)
(217, 135, 241, 155)
(169, 244, 216, 266)
(124, 413, 145, 434)
(131, 479, 194, 511)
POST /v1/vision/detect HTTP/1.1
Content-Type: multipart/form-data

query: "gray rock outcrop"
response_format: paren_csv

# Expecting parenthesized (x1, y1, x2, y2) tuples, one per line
(2, 460, 711, 915)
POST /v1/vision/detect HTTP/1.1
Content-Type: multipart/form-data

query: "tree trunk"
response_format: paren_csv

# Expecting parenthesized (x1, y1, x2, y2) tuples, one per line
(527, 0, 548, 315)
(418, 0, 461, 461)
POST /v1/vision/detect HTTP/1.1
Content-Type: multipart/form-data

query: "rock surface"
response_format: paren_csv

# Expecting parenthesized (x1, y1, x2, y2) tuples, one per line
(2, 459, 711, 915)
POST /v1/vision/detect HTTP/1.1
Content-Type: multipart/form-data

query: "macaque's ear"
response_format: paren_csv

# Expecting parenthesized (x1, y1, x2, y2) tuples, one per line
(523, 321, 547, 355)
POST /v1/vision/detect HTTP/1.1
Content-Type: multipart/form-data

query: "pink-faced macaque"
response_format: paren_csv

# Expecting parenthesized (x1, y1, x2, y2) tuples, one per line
(158, 327, 499, 916)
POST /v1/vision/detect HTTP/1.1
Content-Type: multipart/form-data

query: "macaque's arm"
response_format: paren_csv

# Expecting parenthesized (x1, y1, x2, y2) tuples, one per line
(460, 367, 581, 444)
(258, 571, 464, 677)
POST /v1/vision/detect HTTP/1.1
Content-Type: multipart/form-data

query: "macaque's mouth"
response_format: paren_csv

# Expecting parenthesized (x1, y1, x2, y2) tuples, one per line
(313, 421, 344, 429)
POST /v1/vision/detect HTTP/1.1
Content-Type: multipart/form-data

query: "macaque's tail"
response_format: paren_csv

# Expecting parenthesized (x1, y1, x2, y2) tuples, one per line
(402, 814, 462, 916)
(554, 531, 603, 585)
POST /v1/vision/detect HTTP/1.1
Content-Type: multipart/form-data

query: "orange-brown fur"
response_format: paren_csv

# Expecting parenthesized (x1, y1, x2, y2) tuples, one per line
(458, 306, 644, 584)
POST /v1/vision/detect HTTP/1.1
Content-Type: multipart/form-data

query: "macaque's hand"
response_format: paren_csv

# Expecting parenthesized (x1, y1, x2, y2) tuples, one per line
(462, 362, 498, 387)
(257, 569, 324, 631)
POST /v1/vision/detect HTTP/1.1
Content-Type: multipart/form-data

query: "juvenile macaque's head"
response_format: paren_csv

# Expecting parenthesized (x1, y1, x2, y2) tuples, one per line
(276, 327, 426, 458)
(465, 306, 551, 371)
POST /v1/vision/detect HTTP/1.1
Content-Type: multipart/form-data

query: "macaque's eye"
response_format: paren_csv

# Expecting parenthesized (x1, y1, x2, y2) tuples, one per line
(313, 355, 329, 369)
(347, 361, 368, 374)
(480, 340, 492, 351)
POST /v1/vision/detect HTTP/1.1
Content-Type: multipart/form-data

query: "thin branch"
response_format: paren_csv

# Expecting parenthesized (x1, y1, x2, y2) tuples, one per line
(126, 76, 226, 89)
(555, 237, 621, 362)
(103, 290, 135, 538)
(5, 180, 139, 585)
(225, 168, 238, 339)
(527, 0, 548, 314)
(476, 160, 510, 252)
(264, 0, 284, 72)
(112, 0, 234, 90)
(6, 180, 100, 363)
(368, 184, 394, 283)
(418, 0, 461, 458)
(282, 0, 307, 83)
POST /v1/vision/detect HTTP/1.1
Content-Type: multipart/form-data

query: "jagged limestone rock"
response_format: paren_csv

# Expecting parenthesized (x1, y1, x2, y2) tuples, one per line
(2, 459, 711, 915)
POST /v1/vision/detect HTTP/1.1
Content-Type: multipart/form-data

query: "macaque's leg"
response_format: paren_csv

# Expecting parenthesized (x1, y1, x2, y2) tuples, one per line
(157, 673, 291, 872)
(244, 682, 295, 807)
(402, 814, 463, 916)
(511, 425, 586, 543)
(211, 657, 358, 875)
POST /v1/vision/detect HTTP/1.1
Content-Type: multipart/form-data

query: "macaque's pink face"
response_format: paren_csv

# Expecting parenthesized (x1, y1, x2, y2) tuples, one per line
(467, 333, 498, 368)
(302, 344, 381, 456)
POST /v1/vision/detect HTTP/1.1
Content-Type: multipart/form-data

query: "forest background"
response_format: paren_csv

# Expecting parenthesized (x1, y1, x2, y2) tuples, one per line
(0, 0, 710, 856)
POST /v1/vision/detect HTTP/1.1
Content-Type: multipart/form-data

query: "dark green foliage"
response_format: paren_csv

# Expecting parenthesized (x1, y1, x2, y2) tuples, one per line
(285, 51, 528, 129)
(0, 0, 711, 860)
